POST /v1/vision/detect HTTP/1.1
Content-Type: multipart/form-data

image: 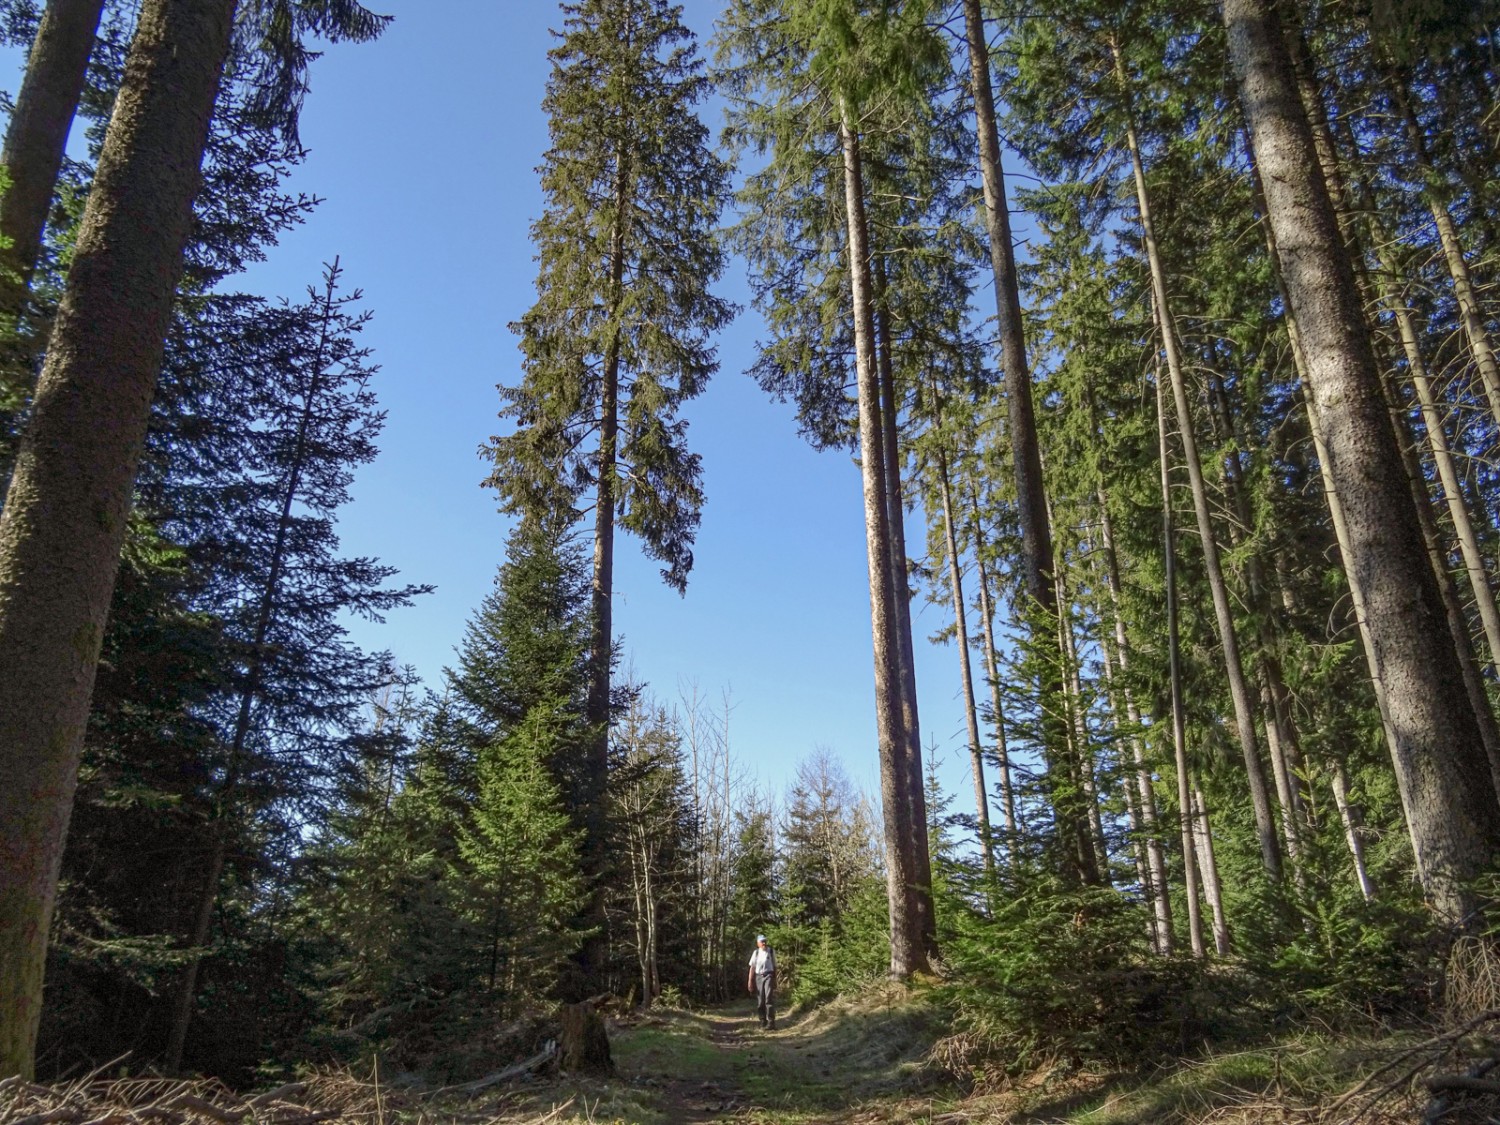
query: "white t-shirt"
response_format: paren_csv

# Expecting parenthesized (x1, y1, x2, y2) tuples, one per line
(749, 945, 776, 974)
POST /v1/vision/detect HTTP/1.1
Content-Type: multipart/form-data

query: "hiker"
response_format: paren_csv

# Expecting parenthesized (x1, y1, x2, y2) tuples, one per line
(747, 933, 777, 1029)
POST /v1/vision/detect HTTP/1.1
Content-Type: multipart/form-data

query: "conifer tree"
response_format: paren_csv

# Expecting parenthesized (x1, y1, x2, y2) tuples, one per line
(487, 0, 731, 988)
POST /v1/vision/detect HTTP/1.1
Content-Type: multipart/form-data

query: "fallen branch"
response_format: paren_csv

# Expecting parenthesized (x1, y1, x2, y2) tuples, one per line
(246, 1086, 307, 1110)
(431, 1043, 558, 1097)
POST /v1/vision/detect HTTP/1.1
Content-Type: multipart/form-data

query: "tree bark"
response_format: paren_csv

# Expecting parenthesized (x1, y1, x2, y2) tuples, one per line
(1223, 0, 1500, 925)
(0, 0, 237, 1079)
(838, 108, 927, 977)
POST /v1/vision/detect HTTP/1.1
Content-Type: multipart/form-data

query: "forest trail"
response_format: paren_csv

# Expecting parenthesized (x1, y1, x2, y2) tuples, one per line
(496, 991, 945, 1123)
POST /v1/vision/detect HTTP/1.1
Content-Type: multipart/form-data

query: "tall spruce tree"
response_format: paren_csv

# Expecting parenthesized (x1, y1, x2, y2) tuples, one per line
(486, 0, 731, 990)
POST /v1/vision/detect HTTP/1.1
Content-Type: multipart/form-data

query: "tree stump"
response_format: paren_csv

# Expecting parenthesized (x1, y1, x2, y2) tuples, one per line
(558, 999, 612, 1074)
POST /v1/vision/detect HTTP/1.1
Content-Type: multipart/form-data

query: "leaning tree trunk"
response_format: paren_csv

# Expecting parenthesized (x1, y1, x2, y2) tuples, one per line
(1157, 357, 1205, 959)
(0, 0, 237, 1079)
(165, 275, 344, 1070)
(1117, 48, 1282, 880)
(0, 0, 107, 387)
(1387, 76, 1500, 431)
(1223, 0, 1500, 925)
(839, 107, 928, 978)
(961, 0, 1091, 884)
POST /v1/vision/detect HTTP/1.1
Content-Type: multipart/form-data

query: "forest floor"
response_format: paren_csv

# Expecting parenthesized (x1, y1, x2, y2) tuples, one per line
(433, 986, 1451, 1124)
(6, 990, 1482, 1125)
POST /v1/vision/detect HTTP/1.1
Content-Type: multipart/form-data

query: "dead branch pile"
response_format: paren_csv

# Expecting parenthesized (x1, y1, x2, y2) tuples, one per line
(0, 1067, 581, 1125)
(0, 1075, 339, 1125)
(1312, 1009, 1500, 1124)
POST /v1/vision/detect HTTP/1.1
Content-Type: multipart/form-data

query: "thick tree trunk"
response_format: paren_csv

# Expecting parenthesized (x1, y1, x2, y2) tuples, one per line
(961, 0, 1089, 883)
(1223, 0, 1500, 924)
(0, 0, 106, 384)
(1117, 55, 1281, 879)
(0, 0, 236, 1079)
(839, 109, 927, 977)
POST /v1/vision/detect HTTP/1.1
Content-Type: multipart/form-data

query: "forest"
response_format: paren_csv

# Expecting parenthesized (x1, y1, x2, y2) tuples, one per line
(1, 0, 1499, 1121)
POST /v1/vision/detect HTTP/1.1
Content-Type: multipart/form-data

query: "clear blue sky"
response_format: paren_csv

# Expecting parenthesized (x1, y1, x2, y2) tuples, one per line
(17, 1, 1003, 811)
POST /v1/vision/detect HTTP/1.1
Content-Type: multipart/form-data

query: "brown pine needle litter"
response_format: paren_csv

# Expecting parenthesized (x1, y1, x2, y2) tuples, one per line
(0, 1069, 579, 1125)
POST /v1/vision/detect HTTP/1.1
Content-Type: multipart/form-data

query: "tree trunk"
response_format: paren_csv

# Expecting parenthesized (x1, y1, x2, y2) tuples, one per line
(961, 0, 1088, 883)
(1157, 358, 1204, 959)
(0, 0, 106, 391)
(1191, 783, 1231, 956)
(838, 108, 927, 977)
(559, 1000, 612, 1074)
(165, 264, 345, 1072)
(1223, 0, 1500, 924)
(0, 0, 237, 1080)
(1094, 497, 1173, 952)
(1117, 47, 1282, 879)
(968, 483, 1019, 862)
(1387, 77, 1500, 431)
(931, 430, 994, 879)
(872, 260, 934, 955)
(1330, 757, 1376, 901)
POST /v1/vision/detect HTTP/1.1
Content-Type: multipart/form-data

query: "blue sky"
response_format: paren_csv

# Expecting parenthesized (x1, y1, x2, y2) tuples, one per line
(16, 1, 1004, 812)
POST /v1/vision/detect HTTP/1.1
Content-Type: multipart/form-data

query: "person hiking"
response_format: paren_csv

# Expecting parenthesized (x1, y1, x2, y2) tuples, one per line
(747, 933, 777, 1029)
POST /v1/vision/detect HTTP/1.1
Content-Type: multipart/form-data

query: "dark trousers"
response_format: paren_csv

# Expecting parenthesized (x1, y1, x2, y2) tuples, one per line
(755, 972, 775, 1027)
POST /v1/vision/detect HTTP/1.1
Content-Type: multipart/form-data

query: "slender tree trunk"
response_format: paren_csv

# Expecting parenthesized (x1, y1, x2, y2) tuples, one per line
(0, 0, 236, 1079)
(1387, 78, 1500, 430)
(961, 0, 1088, 883)
(872, 259, 934, 955)
(1191, 783, 1231, 956)
(968, 483, 1019, 861)
(1358, 212, 1500, 679)
(1117, 50, 1282, 879)
(1330, 757, 1376, 901)
(0, 0, 106, 389)
(1052, 551, 1109, 884)
(1202, 366, 1310, 866)
(1223, 0, 1500, 924)
(839, 108, 927, 977)
(165, 265, 344, 1071)
(1094, 499, 1173, 952)
(1157, 358, 1204, 958)
(931, 430, 994, 878)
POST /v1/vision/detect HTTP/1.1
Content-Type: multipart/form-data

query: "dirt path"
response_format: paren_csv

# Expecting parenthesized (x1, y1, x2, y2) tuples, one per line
(596, 995, 941, 1123)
